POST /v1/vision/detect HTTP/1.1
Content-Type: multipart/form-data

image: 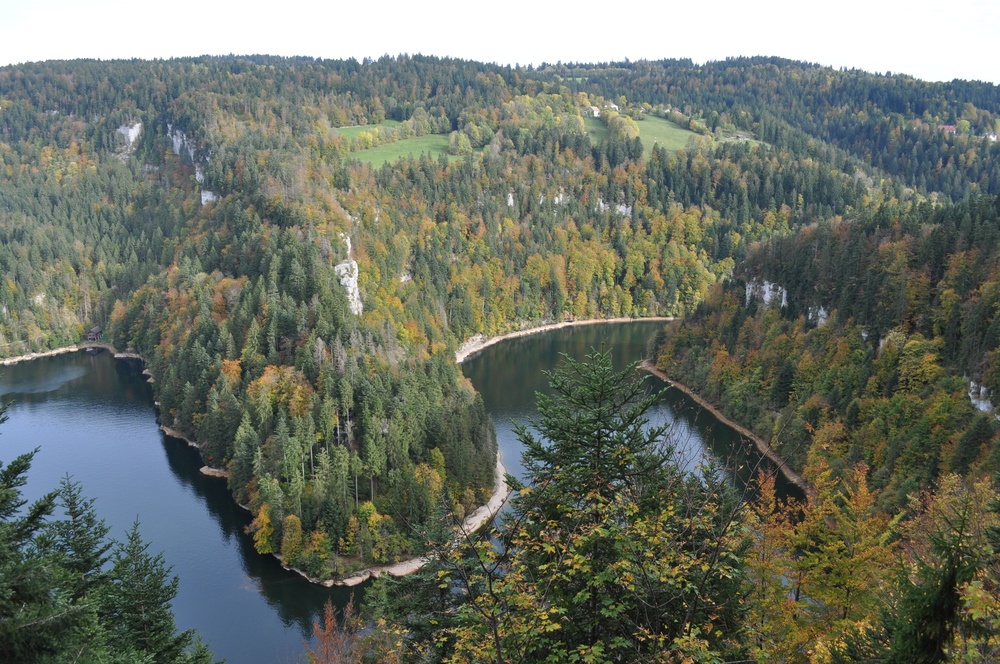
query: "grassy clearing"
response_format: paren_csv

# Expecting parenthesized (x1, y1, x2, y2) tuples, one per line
(583, 117, 610, 143)
(348, 114, 704, 168)
(585, 115, 696, 156)
(336, 120, 401, 139)
(637, 116, 696, 156)
(351, 133, 477, 167)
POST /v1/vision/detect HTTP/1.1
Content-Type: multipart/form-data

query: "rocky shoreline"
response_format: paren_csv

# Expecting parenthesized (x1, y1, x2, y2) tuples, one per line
(2, 339, 511, 588)
(3, 320, 695, 589)
(454, 316, 675, 364)
(318, 449, 511, 587)
(638, 360, 811, 494)
(194, 446, 510, 587)
(0, 342, 148, 366)
(305, 319, 684, 587)
(160, 425, 198, 448)
(0, 342, 124, 365)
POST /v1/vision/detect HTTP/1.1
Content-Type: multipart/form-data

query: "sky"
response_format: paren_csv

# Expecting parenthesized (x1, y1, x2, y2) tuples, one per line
(1, 0, 998, 84)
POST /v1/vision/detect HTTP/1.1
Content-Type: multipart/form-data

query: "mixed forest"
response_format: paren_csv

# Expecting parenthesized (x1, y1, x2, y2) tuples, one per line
(2, 54, 1000, 662)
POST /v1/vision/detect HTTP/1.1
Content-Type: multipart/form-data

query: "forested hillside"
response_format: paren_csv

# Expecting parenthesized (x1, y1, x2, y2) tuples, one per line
(562, 57, 1000, 200)
(653, 195, 1000, 505)
(3, 54, 1000, 616)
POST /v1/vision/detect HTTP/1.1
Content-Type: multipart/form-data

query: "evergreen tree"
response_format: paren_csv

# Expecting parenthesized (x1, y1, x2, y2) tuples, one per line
(951, 414, 994, 475)
(0, 400, 219, 664)
(228, 412, 258, 504)
(47, 475, 112, 601)
(0, 446, 67, 662)
(99, 521, 196, 664)
(378, 350, 751, 662)
(883, 478, 996, 663)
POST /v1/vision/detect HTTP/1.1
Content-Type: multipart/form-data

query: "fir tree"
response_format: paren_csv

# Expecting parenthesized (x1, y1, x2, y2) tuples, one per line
(47, 475, 112, 601)
(99, 521, 195, 664)
(375, 350, 751, 662)
(0, 446, 66, 662)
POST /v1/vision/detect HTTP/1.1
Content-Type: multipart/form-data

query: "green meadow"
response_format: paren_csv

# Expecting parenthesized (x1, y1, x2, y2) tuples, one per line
(350, 133, 460, 167)
(637, 116, 696, 156)
(583, 117, 610, 143)
(586, 115, 695, 156)
(346, 114, 698, 167)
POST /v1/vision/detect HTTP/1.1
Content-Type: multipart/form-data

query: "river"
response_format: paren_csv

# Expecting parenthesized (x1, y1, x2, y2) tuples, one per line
(0, 322, 783, 663)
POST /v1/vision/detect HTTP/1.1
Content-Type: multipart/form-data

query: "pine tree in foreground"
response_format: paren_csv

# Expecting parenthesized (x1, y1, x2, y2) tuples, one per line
(99, 520, 196, 664)
(0, 400, 222, 664)
(370, 349, 752, 663)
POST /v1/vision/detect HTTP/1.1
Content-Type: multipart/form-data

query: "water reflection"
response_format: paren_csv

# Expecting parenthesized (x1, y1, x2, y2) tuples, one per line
(0, 350, 348, 663)
(158, 428, 361, 640)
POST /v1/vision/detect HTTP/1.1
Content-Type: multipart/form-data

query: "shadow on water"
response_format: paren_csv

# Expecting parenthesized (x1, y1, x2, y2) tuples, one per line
(0, 349, 360, 661)
(1, 351, 107, 402)
(0, 350, 155, 410)
(652, 380, 801, 502)
(163, 434, 364, 638)
(159, 435, 363, 637)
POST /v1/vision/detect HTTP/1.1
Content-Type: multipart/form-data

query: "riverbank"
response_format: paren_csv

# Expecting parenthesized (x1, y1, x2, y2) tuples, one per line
(8, 339, 509, 588)
(160, 425, 199, 449)
(2, 342, 200, 456)
(0, 341, 118, 366)
(7, 322, 674, 589)
(455, 317, 674, 364)
(638, 360, 811, 495)
(285, 450, 510, 587)
(323, 318, 677, 586)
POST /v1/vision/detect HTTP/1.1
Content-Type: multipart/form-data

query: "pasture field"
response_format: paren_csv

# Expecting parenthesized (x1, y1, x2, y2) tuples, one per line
(586, 115, 696, 156)
(637, 116, 695, 156)
(347, 114, 703, 168)
(351, 133, 455, 167)
(583, 117, 610, 143)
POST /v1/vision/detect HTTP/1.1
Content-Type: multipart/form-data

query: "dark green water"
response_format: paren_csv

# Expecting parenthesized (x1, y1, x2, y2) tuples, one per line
(0, 323, 785, 663)
(459, 321, 783, 492)
(0, 350, 355, 664)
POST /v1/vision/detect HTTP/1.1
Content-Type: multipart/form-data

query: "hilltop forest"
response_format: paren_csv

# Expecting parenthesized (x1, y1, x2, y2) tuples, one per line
(3, 54, 1000, 661)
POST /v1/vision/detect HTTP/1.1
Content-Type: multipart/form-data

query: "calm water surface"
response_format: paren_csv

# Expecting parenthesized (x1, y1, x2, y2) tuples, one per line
(460, 321, 780, 490)
(0, 351, 354, 664)
(0, 323, 782, 663)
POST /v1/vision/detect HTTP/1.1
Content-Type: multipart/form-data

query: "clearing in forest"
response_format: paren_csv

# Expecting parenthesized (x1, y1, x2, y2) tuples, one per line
(584, 117, 611, 143)
(637, 116, 696, 156)
(350, 133, 462, 167)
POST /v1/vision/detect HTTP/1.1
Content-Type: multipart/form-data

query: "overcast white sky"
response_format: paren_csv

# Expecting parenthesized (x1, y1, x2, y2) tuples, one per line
(1, 0, 998, 84)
